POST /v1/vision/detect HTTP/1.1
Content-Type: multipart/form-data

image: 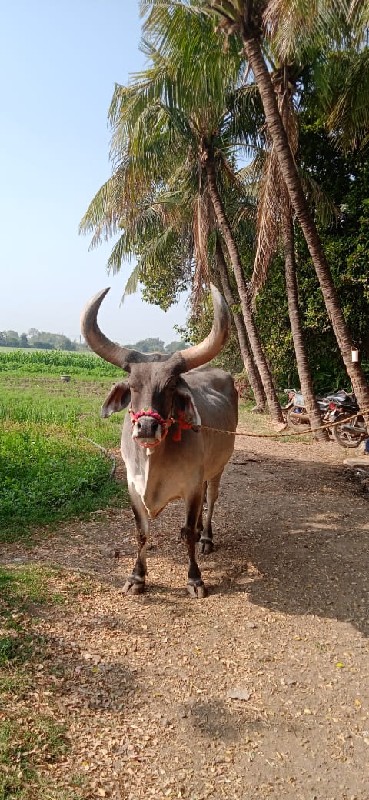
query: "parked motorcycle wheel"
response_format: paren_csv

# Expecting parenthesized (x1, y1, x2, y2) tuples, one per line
(332, 414, 366, 448)
(286, 408, 311, 430)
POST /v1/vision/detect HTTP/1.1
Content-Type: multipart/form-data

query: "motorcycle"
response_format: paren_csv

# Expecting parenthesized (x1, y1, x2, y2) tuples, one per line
(326, 390, 367, 448)
(283, 388, 367, 448)
(283, 389, 330, 432)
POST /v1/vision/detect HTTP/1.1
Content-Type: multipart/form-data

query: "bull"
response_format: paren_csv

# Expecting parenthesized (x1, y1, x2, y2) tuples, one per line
(81, 285, 238, 598)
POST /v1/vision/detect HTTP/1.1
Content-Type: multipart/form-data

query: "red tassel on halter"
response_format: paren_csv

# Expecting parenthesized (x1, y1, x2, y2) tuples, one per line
(172, 410, 194, 442)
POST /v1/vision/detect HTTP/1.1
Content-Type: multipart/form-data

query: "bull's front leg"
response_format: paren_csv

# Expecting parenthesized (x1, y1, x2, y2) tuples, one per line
(181, 491, 207, 599)
(122, 488, 149, 596)
(199, 471, 223, 555)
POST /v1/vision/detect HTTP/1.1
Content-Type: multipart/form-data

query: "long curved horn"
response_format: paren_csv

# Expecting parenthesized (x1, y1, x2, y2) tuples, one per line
(81, 288, 130, 368)
(177, 284, 230, 372)
(81, 288, 171, 370)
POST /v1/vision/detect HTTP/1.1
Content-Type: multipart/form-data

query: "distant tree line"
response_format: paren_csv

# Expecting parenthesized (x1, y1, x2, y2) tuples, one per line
(0, 329, 187, 354)
(122, 338, 187, 354)
(0, 329, 78, 351)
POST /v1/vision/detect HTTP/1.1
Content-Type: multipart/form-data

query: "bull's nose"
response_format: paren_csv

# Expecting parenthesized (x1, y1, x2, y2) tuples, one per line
(137, 420, 159, 434)
(133, 415, 161, 440)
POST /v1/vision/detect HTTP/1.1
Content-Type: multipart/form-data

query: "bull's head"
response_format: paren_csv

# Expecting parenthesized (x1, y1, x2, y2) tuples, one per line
(80, 285, 230, 449)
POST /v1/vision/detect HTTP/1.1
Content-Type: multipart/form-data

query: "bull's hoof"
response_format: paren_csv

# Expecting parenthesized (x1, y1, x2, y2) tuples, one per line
(199, 536, 214, 555)
(187, 580, 208, 599)
(122, 576, 145, 596)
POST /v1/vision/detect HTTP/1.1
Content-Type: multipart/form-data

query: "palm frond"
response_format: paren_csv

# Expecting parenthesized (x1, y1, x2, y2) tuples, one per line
(300, 171, 338, 227)
(122, 264, 142, 299)
(348, 0, 369, 33)
(192, 192, 212, 307)
(250, 147, 282, 300)
(238, 152, 266, 196)
(140, 0, 244, 117)
(79, 173, 126, 246)
(326, 48, 369, 150)
(264, 0, 353, 60)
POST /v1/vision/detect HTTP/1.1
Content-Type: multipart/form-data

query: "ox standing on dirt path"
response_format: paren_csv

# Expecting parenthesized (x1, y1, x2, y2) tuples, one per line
(81, 284, 238, 598)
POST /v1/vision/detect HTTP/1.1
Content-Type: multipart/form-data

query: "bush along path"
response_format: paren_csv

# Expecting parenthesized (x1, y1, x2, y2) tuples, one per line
(1, 431, 369, 800)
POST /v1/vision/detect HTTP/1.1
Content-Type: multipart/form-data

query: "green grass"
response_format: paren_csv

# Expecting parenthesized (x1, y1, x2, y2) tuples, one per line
(0, 353, 128, 541)
(0, 565, 64, 613)
(0, 377, 123, 446)
(0, 424, 125, 539)
(0, 717, 70, 799)
(0, 566, 62, 667)
(0, 565, 88, 799)
(0, 355, 119, 797)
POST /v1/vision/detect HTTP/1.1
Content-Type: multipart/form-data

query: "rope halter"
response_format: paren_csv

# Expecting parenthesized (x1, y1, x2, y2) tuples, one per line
(128, 408, 173, 449)
(128, 407, 195, 446)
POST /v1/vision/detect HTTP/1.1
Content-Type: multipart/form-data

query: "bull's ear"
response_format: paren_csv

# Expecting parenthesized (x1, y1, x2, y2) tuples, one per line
(101, 381, 131, 418)
(173, 388, 201, 429)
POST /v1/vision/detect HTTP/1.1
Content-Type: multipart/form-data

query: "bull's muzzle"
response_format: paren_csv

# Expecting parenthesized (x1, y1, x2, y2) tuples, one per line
(132, 415, 163, 448)
(129, 409, 173, 449)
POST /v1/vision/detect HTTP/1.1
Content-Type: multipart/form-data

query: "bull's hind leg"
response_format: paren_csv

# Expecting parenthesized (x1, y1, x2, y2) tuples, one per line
(199, 471, 223, 555)
(195, 482, 207, 542)
(122, 488, 149, 596)
(181, 491, 207, 599)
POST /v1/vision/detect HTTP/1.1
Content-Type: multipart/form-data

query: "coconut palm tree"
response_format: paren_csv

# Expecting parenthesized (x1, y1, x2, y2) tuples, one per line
(215, 234, 267, 409)
(142, 1, 326, 432)
(248, 63, 328, 439)
(200, 141, 283, 420)
(141, 3, 285, 419)
(153, 0, 369, 407)
(81, 12, 284, 419)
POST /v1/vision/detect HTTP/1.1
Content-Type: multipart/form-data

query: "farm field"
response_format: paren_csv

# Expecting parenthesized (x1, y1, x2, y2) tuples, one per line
(0, 348, 112, 376)
(0, 350, 128, 542)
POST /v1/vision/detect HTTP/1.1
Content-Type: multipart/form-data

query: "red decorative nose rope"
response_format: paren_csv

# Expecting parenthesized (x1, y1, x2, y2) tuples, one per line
(129, 408, 171, 428)
(128, 408, 194, 444)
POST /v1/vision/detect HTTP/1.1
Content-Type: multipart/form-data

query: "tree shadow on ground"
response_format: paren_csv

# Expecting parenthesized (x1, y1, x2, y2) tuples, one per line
(144, 450, 369, 637)
(5, 446, 368, 638)
(44, 635, 135, 712)
(181, 697, 262, 742)
(207, 453, 369, 638)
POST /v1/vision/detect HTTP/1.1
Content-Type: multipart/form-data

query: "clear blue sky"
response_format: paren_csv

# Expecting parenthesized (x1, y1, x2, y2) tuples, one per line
(0, 0, 187, 345)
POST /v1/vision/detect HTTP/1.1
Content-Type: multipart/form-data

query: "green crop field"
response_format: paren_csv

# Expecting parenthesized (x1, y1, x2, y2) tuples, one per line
(0, 350, 128, 542)
(0, 347, 119, 377)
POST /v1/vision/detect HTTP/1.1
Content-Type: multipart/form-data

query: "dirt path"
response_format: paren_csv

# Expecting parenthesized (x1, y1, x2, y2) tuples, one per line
(2, 435, 369, 799)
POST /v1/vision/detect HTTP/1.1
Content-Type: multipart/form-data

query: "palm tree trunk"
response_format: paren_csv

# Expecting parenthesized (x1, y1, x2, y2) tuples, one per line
(281, 206, 328, 441)
(205, 155, 284, 423)
(215, 235, 267, 410)
(242, 34, 369, 408)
